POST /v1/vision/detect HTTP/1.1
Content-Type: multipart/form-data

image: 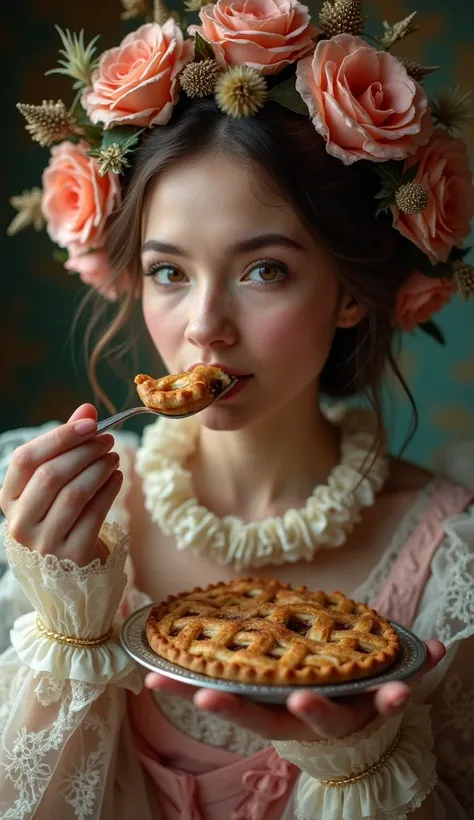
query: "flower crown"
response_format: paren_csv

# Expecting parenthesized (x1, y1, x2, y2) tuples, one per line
(7, 0, 474, 341)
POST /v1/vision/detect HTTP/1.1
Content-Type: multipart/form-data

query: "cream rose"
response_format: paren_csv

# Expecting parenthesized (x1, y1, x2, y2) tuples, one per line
(393, 129, 474, 264)
(42, 141, 121, 257)
(295, 34, 432, 165)
(395, 272, 455, 332)
(82, 20, 193, 129)
(189, 0, 316, 75)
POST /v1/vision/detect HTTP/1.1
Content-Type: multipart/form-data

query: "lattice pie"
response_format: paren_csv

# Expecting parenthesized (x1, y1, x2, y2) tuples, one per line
(146, 578, 400, 685)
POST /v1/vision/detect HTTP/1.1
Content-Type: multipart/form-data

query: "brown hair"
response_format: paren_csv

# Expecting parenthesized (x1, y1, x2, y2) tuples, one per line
(85, 95, 417, 444)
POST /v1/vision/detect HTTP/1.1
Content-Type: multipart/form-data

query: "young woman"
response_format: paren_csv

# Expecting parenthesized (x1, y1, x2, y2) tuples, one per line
(1, 2, 474, 818)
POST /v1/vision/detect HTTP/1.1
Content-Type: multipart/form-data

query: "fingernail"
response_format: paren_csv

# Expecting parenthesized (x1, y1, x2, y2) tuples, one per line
(391, 695, 408, 709)
(74, 419, 97, 436)
(98, 434, 114, 448)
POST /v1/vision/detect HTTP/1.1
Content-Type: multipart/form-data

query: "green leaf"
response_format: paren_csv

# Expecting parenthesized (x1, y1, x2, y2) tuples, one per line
(374, 188, 394, 200)
(102, 126, 144, 151)
(401, 163, 419, 184)
(53, 248, 69, 264)
(449, 245, 471, 262)
(418, 320, 445, 345)
(376, 160, 404, 187)
(193, 32, 215, 62)
(375, 196, 394, 216)
(267, 76, 308, 116)
(405, 244, 452, 279)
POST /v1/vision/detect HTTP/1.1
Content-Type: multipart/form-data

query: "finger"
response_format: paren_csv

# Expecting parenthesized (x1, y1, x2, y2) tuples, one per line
(145, 673, 201, 699)
(39, 453, 121, 545)
(422, 639, 446, 671)
(145, 677, 312, 740)
(67, 404, 98, 424)
(193, 689, 307, 740)
(286, 690, 375, 739)
(13, 437, 115, 528)
(64, 469, 123, 559)
(367, 639, 447, 713)
(2, 417, 99, 501)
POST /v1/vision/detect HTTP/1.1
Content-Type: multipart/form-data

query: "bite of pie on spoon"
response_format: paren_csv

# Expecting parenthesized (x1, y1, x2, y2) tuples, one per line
(145, 578, 400, 686)
(135, 365, 232, 416)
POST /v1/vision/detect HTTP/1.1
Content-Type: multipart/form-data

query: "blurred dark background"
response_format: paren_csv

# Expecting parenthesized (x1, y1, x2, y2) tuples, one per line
(1, 0, 473, 464)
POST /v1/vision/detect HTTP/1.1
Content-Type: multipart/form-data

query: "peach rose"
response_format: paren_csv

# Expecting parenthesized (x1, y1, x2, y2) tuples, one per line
(393, 129, 474, 264)
(64, 251, 117, 300)
(42, 141, 121, 257)
(189, 0, 317, 75)
(395, 272, 455, 332)
(295, 34, 432, 165)
(82, 20, 193, 129)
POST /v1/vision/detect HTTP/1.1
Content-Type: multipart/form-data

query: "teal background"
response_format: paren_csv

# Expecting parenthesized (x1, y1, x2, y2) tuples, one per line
(1, 0, 473, 466)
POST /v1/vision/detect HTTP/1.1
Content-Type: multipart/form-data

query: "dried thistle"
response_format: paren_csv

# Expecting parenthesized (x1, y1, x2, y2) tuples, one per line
(453, 260, 474, 301)
(46, 26, 100, 89)
(153, 0, 170, 23)
(7, 188, 45, 236)
(394, 181, 429, 215)
(17, 99, 78, 148)
(92, 144, 129, 176)
(397, 57, 440, 84)
(121, 0, 150, 19)
(180, 60, 221, 98)
(378, 12, 419, 50)
(318, 0, 365, 38)
(215, 66, 267, 119)
(430, 86, 474, 132)
(184, 0, 213, 10)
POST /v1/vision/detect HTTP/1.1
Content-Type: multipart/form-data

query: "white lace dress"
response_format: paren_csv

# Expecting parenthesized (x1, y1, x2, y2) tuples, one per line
(0, 424, 473, 820)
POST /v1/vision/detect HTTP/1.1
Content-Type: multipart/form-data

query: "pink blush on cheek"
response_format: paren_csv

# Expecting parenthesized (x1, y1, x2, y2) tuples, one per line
(142, 303, 180, 365)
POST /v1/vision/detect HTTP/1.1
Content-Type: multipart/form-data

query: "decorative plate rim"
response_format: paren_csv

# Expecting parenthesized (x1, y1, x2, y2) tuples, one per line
(119, 604, 427, 703)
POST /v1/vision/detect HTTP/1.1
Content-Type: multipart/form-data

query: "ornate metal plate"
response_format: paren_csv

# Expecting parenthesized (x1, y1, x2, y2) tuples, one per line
(120, 604, 428, 704)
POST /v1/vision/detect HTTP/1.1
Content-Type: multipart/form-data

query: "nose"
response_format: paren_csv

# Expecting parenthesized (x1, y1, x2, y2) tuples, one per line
(184, 286, 237, 349)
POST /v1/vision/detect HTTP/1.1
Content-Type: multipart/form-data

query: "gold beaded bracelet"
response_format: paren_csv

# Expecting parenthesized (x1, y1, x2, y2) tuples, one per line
(35, 615, 113, 648)
(318, 725, 403, 788)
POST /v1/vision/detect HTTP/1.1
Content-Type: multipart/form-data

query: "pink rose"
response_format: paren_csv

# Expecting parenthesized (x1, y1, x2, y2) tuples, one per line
(42, 141, 121, 256)
(82, 20, 193, 129)
(395, 272, 455, 332)
(295, 34, 432, 165)
(189, 0, 317, 75)
(393, 129, 474, 264)
(65, 251, 133, 301)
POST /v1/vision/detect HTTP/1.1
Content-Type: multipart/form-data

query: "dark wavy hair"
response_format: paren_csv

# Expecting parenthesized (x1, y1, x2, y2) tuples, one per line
(83, 95, 417, 444)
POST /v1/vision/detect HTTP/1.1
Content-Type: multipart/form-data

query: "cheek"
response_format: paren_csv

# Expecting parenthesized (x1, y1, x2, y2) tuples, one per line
(142, 293, 182, 364)
(251, 301, 336, 367)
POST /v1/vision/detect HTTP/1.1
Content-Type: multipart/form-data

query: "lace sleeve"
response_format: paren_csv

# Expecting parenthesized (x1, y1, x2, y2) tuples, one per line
(409, 506, 474, 817)
(0, 522, 151, 820)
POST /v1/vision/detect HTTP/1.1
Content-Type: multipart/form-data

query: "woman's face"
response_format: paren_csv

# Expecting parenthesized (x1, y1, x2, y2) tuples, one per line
(141, 152, 343, 430)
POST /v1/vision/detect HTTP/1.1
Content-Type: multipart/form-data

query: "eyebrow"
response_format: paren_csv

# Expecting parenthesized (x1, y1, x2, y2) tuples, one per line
(141, 233, 305, 257)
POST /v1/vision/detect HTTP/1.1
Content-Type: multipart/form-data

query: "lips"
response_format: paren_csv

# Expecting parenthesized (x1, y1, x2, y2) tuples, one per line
(188, 362, 252, 378)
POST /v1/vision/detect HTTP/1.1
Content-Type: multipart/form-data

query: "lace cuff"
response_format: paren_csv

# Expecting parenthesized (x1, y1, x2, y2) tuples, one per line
(4, 522, 139, 687)
(272, 703, 437, 820)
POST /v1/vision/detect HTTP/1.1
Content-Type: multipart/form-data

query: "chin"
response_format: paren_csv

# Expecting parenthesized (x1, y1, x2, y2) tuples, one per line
(197, 409, 250, 432)
(197, 394, 286, 432)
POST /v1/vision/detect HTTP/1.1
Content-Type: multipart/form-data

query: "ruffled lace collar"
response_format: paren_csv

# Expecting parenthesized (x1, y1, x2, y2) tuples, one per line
(135, 405, 389, 570)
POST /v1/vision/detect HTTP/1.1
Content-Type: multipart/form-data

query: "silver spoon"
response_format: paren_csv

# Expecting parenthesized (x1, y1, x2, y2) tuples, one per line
(96, 377, 239, 433)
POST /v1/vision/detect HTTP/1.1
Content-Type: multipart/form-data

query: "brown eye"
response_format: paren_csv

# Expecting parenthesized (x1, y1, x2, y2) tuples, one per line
(166, 270, 185, 283)
(145, 264, 188, 285)
(247, 262, 287, 284)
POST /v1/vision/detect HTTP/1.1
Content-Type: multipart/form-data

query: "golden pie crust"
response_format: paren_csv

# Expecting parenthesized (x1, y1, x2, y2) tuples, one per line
(145, 578, 400, 685)
(135, 365, 231, 415)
